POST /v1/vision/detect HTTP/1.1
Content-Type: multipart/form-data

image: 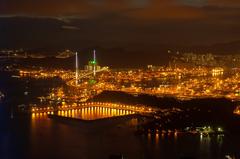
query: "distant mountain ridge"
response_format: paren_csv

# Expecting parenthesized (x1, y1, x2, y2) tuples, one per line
(209, 40, 240, 53)
(1, 16, 240, 55)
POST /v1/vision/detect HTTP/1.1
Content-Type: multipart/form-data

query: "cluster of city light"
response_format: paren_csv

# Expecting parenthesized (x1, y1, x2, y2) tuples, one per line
(212, 68, 224, 77)
(19, 65, 240, 102)
(234, 106, 240, 115)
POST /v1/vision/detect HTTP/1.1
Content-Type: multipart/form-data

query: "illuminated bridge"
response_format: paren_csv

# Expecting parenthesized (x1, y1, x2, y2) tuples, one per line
(78, 67, 108, 79)
(31, 102, 156, 120)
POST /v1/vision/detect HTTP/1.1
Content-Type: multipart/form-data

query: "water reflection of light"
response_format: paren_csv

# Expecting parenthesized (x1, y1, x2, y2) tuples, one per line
(55, 106, 135, 120)
(32, 113, 36, 119)
(161, 132, 165, 139)
(174, 131, 178, 141)
(200, 133, 211, 154)
(113, 108, 116, 115)
(31, 112, 48, 120)
(103, 108, 106, 116)
(155, 132, 159, 145)
(148, 131, 151, 142)
(200, 133, 203, 141)
(217, 134, 224, 147)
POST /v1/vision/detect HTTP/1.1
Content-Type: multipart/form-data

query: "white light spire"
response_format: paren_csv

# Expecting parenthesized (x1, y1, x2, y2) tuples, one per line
(75, 52, 78, 85)
(93, 50, 96, 77)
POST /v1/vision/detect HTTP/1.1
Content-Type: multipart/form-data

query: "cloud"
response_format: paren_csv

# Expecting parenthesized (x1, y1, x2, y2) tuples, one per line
(179, 0, 208, 7)
(0, 0, 207, 19)
(0, 0, 92, 16)
(125, 0, 205, 20)
(0, 0, 239, 46)
(208, 0, 240, 7)
(61, 25, 80, 30)
(1, 0, 239, 22)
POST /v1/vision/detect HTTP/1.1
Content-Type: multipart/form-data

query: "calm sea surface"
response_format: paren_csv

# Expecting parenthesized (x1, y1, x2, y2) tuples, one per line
(0, 103, 239, 159)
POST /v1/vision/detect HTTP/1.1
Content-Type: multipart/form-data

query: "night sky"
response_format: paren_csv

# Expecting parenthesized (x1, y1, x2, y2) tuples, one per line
(0, 0, 240, 58)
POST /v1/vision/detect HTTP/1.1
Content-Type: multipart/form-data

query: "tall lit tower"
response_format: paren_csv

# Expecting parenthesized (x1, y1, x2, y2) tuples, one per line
(75, 52, 79, 85)
(93, 50, 96, 77)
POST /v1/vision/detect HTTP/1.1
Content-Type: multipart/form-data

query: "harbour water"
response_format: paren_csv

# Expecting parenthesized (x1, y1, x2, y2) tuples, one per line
(1, 103, 240, 159)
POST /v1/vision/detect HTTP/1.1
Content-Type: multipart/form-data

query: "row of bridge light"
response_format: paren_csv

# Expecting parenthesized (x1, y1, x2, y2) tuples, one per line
(31, 106, 54, 113)
(31, 107, 135, 119)
(31, 102, 153, 113)
(73, 102, 152, 111)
